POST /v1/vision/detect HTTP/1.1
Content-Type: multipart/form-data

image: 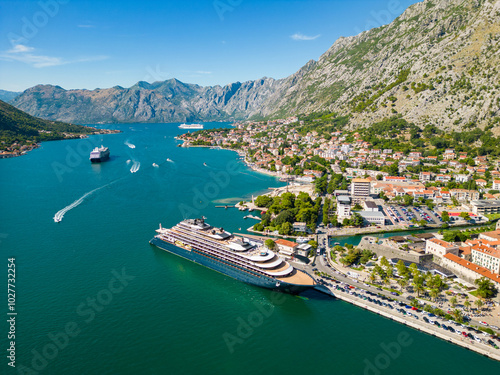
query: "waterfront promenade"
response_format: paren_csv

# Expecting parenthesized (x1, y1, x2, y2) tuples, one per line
(290, 253, 500, 362)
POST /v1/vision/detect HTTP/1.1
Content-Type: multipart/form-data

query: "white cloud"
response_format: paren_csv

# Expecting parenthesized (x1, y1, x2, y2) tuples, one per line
(7, 44, 34, 53)
(0, 44, 108, 68)
(290, 33, 321, 41)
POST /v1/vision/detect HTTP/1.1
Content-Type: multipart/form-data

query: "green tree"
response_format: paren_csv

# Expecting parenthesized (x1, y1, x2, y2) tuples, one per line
(474, 277, 497, 299)
(403, 194, 414, 206)
(474, 299, 484, 311)
(265, 239, 276, 250)
(430, 288, 440, 301)
(279, 222, 293, 235)
(441, 211, 450, 222)
(308, 240, 318, 250)
(450, 296, 457, 308)
(398, 278, 408, 291)
(253, 223, 265, 231)
(464, 299, 471, 311)
(380, 256, 390, 268)
(408, 263, 419, 277)
(349, 212, 364, 227)
(452, 309, 463, 323)
(255, 195, 273, 207)
(413, 281, 425, 297)
(396, 260, 409, 278)
(369, 272, 376, 283)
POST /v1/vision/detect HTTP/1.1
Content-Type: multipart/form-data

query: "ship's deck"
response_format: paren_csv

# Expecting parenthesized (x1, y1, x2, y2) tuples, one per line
(277, 269, 315, 286)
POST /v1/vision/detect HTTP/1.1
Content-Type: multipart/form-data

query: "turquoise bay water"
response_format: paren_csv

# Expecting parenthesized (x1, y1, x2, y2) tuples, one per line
(1, 123, 499, 374)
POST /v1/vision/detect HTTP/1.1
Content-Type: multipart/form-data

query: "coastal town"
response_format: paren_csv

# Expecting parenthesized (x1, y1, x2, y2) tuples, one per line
(178, 115, 500, 359)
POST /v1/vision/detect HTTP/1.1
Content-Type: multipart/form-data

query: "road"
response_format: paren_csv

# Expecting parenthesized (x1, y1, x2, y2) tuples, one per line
(293, 236, 500, 337)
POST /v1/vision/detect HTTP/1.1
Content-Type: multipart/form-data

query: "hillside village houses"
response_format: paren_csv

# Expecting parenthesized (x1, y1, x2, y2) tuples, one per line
(179, 117, 500, 210)
(178, 117, 500, 288)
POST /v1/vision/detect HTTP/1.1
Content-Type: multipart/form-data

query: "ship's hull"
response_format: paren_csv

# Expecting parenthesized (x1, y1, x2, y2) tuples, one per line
(149, 237, 313, 294)
(90, 153, 110, 163)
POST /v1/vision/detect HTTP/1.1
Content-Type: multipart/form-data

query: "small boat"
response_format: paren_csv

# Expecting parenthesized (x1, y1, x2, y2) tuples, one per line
(152, 163, 159, 168)
(203, 162, 207, 166)
(54, 217, 61, 223)
(166, 158, 173, 162)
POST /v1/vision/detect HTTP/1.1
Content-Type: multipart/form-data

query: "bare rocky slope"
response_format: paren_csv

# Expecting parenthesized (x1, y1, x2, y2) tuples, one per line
(11, 0, 500, 130)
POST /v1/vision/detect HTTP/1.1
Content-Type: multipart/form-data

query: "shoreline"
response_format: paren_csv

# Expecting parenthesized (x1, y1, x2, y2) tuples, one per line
(331, 288, 500, 361)
(1, 128, 121, 159)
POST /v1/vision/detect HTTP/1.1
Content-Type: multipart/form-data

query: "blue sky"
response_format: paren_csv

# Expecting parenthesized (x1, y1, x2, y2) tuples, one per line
(0, 0, 420, 91)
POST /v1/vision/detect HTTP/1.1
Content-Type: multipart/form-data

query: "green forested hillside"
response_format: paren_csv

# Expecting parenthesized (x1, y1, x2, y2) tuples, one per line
(0, 99, 95, 147)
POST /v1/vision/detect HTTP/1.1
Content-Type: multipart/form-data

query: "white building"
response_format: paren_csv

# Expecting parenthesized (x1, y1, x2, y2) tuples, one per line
(471, 245, 500, 273)
(425, 239, 459, 257)
(471, 200, 500, 215)
(350, 178, 371, 203)
(336, 195, 351, 219)
(358, 211, 386, 225)
(275, 239, 299, 258)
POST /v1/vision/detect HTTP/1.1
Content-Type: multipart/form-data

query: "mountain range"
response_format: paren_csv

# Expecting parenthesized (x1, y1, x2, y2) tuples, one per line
(9, 0, 500, 131)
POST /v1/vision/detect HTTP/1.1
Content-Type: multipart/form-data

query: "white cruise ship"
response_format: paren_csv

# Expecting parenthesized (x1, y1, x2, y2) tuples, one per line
(178, 123, 204, 129)
(149, 218, 316, 294)
(89, 146, 110, 163)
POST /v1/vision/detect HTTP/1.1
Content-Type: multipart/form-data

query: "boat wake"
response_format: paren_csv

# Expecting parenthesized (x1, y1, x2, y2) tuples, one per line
(126, 159, 131, 164)
(125, 141, 136, 149)
(130, 161, 140, 173)
(166, 158, 174, 163)
(152, 163, 159, 168)
(53, 184, 109, 223)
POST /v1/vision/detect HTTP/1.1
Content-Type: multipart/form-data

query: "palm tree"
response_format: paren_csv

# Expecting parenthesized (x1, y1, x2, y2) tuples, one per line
(464, 300, 471, 311)
(430, 288, 440, 302)
(398, 278, 408, 291)
(413, 282, 425, 297)
(369, 272, 376, 284)
(474, 299, 484, 311)
(450, 296, 457, 308)
(410, 299, 421, 309)
(452, 309, 463, 323)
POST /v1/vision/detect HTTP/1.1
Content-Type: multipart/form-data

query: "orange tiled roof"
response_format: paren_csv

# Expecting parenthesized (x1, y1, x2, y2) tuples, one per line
(443, 253, 500, 284)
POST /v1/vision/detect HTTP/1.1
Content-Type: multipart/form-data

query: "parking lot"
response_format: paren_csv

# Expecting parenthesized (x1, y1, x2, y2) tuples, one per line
(383, 204, 442, 226)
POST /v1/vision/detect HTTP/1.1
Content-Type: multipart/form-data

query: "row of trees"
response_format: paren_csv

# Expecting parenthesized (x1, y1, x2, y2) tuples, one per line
(253, 192, 321, 234)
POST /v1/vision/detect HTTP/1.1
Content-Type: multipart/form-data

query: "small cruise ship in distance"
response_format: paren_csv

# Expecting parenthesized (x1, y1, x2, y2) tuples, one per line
(178, 123, 204, 129)
(149, 218, 316, 294)
(89, 146, 110, 163)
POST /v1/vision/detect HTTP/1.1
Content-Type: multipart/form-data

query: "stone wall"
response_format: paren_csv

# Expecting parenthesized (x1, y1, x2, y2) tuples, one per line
(358, 238, 433, 264)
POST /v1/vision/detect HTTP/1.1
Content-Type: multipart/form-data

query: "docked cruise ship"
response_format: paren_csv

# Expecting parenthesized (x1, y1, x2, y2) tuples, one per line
(178, 123, 204, 129)
(89, 146, 110, 163)
(150, 218, 316, 294)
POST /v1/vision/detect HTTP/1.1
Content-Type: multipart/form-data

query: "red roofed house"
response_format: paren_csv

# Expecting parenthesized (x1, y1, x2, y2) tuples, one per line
(442, 253, 500, 287)
(275, 239, 299, 258)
